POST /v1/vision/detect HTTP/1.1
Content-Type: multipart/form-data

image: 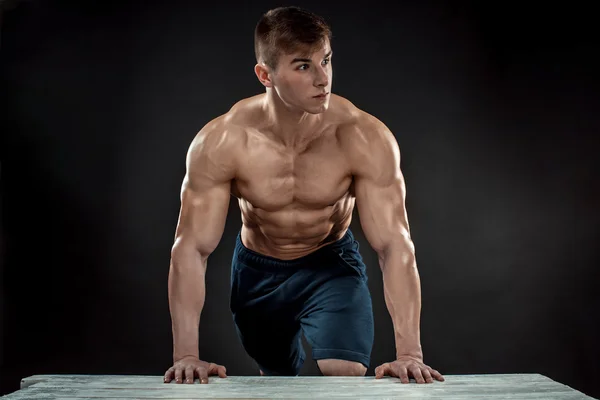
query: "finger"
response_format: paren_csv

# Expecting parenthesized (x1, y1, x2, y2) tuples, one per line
(411, 366, 425, 384)
(430, 368, 445, 382)
(174, 368, 183, 384)
(422, 368, 434, 383)
(397, 366, 410, 384)
(375, 363, 390, 379)
(207, 363, 218, 376)
(163, 367, 174, 383)
(197, 367, 209, 384)
(207, 363, 227, 378)
(184, 367, 195, 384)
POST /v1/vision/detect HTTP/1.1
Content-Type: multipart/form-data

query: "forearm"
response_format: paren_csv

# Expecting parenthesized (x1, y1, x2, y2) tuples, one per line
(168, 249, 207, 361)
(379, 240, 423, 360)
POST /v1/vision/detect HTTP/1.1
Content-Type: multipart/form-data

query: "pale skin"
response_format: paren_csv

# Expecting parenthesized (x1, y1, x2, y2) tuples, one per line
(164, 38, 445, 385)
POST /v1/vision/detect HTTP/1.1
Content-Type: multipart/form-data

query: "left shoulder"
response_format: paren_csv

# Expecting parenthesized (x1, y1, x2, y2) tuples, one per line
(333, 100, 401, 179)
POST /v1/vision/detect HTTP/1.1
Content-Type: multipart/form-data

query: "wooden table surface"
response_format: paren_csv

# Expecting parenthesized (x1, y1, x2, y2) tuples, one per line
(0, 373, 594, 399)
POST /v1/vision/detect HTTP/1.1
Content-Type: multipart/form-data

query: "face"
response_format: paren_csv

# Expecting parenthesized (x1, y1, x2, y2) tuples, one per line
(259, 39, 333, 114)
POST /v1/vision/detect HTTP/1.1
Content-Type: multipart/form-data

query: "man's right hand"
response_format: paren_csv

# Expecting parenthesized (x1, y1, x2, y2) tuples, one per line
(164, 356, 228, 384)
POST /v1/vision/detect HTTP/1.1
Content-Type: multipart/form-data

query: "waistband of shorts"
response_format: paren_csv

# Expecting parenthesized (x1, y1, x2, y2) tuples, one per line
(235, 228, 355, 271)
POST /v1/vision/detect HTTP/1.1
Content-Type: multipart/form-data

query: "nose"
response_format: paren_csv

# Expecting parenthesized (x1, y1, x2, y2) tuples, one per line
(314, 65, 329, 88)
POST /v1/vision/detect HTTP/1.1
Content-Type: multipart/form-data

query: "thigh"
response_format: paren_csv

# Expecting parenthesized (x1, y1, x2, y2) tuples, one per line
(299, 271, 374, 368)
(231, 263, 306, 376)
(233, 307, 305, 376)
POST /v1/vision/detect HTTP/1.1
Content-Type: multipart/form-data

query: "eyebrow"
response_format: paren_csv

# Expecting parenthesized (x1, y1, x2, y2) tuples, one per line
(290, 50, 333, 64)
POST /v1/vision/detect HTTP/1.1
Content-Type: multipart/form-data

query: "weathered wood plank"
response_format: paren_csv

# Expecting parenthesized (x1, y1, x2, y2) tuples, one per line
(24, 377, 571, 391)
(1, 389, 593, 400)
(3, 374, 593, 400)
(21, 373, 554, 388)
(29, 380, 569, 391)
(19, 383, 583, 394)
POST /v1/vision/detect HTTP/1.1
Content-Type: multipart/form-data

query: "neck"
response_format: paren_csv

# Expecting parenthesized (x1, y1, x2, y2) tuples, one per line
(263, 88, 322, 147)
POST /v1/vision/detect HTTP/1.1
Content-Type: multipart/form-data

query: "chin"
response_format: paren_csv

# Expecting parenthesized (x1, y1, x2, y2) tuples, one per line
(304, 102, 330, 114)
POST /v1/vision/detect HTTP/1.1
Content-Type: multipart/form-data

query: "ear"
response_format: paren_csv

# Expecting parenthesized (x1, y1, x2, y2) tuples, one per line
(254, 63, 274, 88)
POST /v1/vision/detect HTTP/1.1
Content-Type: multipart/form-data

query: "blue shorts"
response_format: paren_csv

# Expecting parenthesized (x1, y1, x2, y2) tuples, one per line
(229, 228, 374, 376)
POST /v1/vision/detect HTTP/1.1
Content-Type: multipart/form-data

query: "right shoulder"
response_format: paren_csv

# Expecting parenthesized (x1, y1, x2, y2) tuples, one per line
(187, 94, 263, 158)
(186, 114, 246, 181)
(186, 94, 264, 177)
(189, 114, 245, 155)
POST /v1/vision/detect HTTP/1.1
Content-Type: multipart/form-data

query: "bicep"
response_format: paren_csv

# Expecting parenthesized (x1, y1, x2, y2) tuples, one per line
(355, 172, 410, 254)
(172, 122, 237, 256)
(349, 118, 411, 254)
(174, 177, 231, 256)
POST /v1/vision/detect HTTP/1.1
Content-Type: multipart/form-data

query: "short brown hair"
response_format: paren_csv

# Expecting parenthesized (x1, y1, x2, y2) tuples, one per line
(254, 6, 332, 70)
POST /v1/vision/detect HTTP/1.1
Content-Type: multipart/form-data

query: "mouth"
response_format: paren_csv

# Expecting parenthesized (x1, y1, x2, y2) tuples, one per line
(313, 92, 329, 98)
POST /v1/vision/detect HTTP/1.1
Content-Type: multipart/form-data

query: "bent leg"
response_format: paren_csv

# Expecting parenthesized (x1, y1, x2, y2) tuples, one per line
(234, 309, 305, 376)
(317, 359, 367, 376)
(300, 257, 374, 372)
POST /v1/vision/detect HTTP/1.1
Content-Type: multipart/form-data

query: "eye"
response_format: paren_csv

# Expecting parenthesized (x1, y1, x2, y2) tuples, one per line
(298, 64, 309, 70)
(322, 58, 330, 65)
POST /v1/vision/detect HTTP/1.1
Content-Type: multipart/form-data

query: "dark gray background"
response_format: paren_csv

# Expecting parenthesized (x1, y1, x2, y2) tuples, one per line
(1, 0, 598, 398)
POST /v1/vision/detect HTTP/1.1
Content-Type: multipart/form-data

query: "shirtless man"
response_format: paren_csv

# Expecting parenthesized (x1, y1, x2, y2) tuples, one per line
(163, 6, 445, 385)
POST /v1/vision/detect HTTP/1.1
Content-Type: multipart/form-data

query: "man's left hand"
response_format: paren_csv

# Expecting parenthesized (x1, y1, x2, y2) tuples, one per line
(375, 356, 445, 384)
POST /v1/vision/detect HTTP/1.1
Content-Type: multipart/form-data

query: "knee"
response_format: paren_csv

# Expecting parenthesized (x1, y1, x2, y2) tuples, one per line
(317, 359, 367, 376)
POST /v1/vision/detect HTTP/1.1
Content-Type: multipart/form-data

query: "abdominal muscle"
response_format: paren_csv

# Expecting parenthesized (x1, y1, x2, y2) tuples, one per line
(227, 94, 358, 260)
(237, 191, 355, 260)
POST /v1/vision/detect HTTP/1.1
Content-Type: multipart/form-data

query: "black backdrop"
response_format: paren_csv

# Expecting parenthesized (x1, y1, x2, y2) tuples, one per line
(1, 0, 598, 397)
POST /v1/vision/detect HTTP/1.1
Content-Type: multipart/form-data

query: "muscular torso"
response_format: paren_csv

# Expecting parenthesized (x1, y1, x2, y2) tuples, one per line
(228, 94, 359, 260)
